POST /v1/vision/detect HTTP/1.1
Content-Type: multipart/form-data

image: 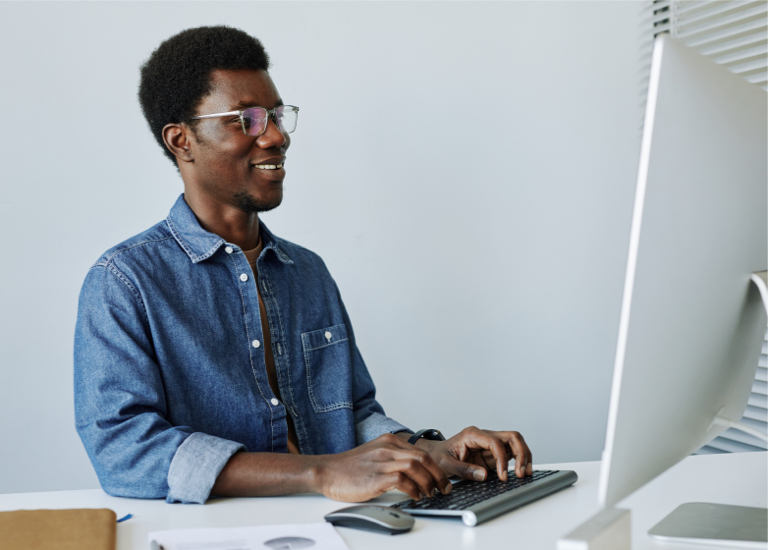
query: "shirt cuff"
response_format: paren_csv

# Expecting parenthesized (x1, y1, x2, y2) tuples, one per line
(166, 432, 245, 504)
(355, 412, 411, 444)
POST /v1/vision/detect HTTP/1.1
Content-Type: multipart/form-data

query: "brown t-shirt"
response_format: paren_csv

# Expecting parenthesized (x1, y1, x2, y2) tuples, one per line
(243, 237, 301, 454)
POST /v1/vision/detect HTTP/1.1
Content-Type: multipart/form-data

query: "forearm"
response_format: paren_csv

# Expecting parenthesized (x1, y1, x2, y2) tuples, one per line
(211, 451, 326, 498)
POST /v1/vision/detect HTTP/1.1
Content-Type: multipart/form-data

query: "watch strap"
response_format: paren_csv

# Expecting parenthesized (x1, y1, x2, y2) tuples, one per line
(407, 429, 446, 445)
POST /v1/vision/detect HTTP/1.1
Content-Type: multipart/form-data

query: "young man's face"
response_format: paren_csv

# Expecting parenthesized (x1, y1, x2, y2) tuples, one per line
(184, 69, 290, 213)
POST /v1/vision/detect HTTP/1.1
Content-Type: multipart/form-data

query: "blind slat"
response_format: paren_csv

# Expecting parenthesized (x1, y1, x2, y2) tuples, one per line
(685, 17, 767, 47)
(717, 427, 768, 449)
(727, 56, 768, 73)
(698, 29, 767, 56)
(676, 3, 768, 40)
(756, 366, 767, 382)
(696, 445, 727, 454)
(706, 436, 765, 453)
(745, 71, 768, 83)
(675, 0, 757, 28)
(743, 405, 768, 422)
(714, 43, 768, 64)
(741, 416, 768, 433)
(674, 0, 711, 17)
(748, 392, 768, 408)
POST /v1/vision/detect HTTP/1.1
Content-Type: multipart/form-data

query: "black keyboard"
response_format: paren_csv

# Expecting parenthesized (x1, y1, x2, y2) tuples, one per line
(392, 469, 578, 526)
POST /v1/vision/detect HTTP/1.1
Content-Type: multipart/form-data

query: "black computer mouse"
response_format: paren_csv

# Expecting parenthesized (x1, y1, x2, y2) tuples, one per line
(324, 504, 415, 535)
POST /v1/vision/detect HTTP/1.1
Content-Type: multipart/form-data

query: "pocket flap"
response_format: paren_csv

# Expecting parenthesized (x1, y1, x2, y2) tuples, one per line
(301, 323, 349, 352)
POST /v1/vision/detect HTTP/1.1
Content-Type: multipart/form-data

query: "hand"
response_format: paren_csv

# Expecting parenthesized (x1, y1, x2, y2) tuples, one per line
(317, 433, 453, 502)
(420, 426, 533, 481)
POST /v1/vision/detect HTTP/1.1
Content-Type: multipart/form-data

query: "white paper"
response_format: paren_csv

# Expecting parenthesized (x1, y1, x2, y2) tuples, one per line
(148, 522, 350, 550)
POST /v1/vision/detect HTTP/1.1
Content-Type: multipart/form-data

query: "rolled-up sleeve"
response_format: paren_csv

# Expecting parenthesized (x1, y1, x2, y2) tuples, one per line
(166, 432, 244, 504)
(74, 263, 242, 503)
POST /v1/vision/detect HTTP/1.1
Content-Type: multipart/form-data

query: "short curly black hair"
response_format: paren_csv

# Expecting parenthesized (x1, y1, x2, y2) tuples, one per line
(138, 26, 271, 164)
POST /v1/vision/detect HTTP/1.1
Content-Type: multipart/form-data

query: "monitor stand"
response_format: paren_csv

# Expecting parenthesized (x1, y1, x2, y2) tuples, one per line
(648, 502, 767, 549)
(646, 271, 768, 549)
(558, 272, 768, 550)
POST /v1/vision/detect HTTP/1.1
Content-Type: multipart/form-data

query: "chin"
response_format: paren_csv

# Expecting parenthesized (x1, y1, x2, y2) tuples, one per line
(234, 190, 283, 213)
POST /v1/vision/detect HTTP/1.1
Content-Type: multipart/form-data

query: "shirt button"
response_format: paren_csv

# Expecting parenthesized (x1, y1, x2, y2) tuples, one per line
(252, 340, 260, 348)
(225, 246, 233, 254)
(240, 273, 248, 282)
(325, 331, 332, 340)
(270, 398, 279, 406)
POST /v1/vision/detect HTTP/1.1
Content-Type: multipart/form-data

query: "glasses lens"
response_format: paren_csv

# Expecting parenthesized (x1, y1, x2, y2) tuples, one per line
(275, 105, 299, 134)
(242, 107, 269, 136)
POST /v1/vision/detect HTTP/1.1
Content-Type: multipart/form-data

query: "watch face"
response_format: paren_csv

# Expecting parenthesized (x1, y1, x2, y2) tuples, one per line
(424, 429, 445, 441)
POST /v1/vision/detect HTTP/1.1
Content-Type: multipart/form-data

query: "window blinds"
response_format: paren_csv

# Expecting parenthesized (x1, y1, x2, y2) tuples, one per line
(638, 0, 768, 454)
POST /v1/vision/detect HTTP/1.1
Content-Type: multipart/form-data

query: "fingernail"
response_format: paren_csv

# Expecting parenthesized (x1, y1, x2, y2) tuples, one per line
(443, 483, 452, 494)
(431, 487, 436, 497)
(473, 469, 486, 481)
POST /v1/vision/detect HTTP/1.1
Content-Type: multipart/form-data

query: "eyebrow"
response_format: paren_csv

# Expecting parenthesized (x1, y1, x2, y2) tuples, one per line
(233, 100, 285, 111)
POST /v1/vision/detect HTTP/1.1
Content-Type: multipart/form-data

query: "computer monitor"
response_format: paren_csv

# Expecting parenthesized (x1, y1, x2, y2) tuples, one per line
(597, 33, 767, 542)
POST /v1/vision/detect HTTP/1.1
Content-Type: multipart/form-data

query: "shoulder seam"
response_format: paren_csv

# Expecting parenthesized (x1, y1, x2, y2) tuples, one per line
(89, 262, 150, 322)
(99, 236, 175, 267)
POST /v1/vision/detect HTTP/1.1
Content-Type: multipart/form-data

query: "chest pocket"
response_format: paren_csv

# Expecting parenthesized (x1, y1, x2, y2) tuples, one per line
(301, 323, 354, 413)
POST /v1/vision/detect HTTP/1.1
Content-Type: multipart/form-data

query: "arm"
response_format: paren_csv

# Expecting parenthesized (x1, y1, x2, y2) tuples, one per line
(211, 433, 452, 502)
(75, 264, 243, 503)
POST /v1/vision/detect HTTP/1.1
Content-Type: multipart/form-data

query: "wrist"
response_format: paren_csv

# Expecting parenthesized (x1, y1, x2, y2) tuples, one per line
(311, 455, 330, 496)
(413, 438, 439, 453)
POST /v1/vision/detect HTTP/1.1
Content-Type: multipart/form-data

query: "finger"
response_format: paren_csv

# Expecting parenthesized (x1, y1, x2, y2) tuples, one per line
(439, 454, 488, 482)
(466, 430, 510, 481)
(475, 430, 531, 479)
(386, 457, 440, 498)
(474, 451, 494, 473)
(406, 443, 453, 494)
(385, 472, 422, 501)
(386, 440, 452, 494)
(482, 433, 509, 480)
(500, 431, 530, 478)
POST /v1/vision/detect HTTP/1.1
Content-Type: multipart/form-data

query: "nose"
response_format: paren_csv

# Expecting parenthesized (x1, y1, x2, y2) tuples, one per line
(256, 117, 288, 150)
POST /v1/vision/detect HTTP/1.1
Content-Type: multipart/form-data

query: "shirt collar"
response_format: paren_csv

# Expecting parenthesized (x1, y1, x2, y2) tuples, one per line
(166, 194, 294, 265)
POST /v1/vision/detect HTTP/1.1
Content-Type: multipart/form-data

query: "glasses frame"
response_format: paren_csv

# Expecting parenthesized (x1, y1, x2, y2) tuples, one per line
(190, 105, 299, 137)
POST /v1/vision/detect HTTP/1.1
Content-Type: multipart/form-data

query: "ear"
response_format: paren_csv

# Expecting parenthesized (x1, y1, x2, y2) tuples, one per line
(162, 123, 194, 163)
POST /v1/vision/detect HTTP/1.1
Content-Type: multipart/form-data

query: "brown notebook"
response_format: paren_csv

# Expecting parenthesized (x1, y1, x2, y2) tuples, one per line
(0, 508, 116, 550)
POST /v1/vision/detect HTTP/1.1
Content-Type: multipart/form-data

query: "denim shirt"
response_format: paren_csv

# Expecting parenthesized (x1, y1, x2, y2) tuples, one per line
(74, 195, 409, 504)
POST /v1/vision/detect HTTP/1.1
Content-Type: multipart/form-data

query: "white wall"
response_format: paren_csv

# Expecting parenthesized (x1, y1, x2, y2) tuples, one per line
(0, 1, 641, 494)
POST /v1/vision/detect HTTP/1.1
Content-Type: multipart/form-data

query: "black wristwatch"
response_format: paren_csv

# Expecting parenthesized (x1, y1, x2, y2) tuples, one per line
(407, 428, 446, 445)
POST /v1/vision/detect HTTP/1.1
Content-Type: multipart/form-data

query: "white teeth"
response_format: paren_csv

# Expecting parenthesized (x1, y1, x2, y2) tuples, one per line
(253, 163, 284, 170)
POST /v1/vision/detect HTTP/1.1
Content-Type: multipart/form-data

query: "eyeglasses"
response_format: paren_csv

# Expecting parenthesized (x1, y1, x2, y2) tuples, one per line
(190, 105, 299, 137)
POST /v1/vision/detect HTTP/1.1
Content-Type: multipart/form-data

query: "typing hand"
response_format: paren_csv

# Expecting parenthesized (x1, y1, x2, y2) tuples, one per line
(318, 433, 452, 502)
(421, 426, 533, 481)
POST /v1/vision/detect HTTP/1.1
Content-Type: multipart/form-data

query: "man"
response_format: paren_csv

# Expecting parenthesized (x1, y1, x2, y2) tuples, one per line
(74, 26, 532, 505)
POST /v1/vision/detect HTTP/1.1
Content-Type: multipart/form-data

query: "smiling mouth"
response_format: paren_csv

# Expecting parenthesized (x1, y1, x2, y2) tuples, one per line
(253, 163, 284, 170)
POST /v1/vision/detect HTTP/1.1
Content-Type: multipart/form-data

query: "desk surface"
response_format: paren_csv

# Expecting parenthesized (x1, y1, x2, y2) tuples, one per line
(0, 452, 764, 550)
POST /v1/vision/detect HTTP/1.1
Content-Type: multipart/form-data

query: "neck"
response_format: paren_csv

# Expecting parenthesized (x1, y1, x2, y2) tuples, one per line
(183, 189, 260, 251)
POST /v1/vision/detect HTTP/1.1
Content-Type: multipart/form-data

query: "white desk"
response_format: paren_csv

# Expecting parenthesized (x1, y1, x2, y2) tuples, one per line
(0, 452, 764, 549)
